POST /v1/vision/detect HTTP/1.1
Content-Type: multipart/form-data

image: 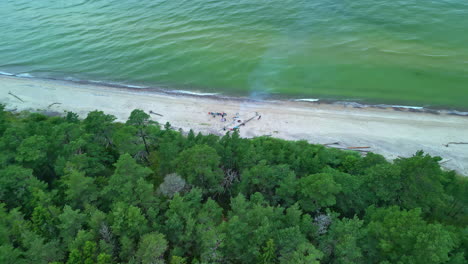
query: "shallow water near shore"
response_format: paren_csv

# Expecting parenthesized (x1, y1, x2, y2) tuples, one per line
(1, 0, 468, 109)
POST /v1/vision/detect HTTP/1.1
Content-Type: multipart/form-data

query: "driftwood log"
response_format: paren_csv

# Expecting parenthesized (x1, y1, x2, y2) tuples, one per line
(149, 110, 163, 117)
(323, 142, 340, 146)
(48, 102, 62, 108)
(444, 142, 468, 147)
(8, 91, 24, 102)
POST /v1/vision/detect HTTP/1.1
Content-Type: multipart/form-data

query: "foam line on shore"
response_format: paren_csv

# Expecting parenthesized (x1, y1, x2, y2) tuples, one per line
(165, 89, 220, 96)
(1, 71, 467, 115)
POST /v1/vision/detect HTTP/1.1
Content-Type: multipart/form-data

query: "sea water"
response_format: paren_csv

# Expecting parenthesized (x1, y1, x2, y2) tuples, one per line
(1, 0, 468, 109)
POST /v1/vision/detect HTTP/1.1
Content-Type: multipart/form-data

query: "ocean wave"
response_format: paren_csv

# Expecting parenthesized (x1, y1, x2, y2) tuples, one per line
(420, 54, 450, 57)
(445, 110, 468, 116)
(88, 80, 146, 89)
(16, 73, 33, 78)
(381, 49, 407, 54)
(293, 98, 320, 102)
(335, 102, 424, 110)
(64, 76, 81, 82)
(124, 84, 147, 89)
(0, 71, 15, 76)
(378, 104, 424, 110)
(167, 90, 219, 96)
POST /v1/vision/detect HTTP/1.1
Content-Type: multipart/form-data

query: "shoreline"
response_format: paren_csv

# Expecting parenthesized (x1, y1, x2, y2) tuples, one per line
(1, 72, 468, 115)
(1, 75, 467, 175)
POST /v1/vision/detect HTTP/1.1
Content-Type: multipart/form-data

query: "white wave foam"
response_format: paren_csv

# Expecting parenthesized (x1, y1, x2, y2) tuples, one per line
(377, 104, 423, 110)
(64, 77, 80, 81)
(381, 49, 406, 54)
(391, 105, 423, 110)
(294, 98, 320, 102)
(170, 90, 219, 96)
(0, 71, 15, 76)
(80, 79, 146, 89)
(421, 54, 449, 57)
(17, 73, 33, 78)
(447, 110, 468, 116)
(124, 84, 146, 89)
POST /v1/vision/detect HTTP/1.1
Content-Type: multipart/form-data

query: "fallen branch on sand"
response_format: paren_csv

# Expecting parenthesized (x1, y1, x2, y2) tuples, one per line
(323, 142, 340, 146)
(243, 114, 258, 125)
(439, 159, 452, 164)
(8, 91, 24, 102)
(48, 102, 62, 108)
(219, 113, 259, 132)
(149, 110, 163, 117)
(444, 142, 468, 147)
(328, 145, 370, 153)
(347, 146, 370, 149)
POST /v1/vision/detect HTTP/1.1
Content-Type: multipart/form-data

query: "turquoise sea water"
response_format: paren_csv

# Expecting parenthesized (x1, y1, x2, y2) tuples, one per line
(1, 0, 468, 109)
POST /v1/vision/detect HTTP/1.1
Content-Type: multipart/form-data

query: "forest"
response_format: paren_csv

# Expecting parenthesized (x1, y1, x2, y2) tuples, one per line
(0, 104, 467, 264)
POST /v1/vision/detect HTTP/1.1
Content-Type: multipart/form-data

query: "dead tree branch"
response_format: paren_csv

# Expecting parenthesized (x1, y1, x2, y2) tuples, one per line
(8, 91, 24, 102)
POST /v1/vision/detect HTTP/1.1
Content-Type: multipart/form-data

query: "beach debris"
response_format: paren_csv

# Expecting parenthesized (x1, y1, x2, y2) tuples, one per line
(323, 142, 340, 146)
(328, 145, 370, 153)
(439, 159, 452, 164)
(48, 102, 62, 108)
(243, 114, 259, 125)
(220, 112, 262, 133)
(228, 113, 260, 131)
(149, 110, 163, 117)
(444, 142, 468, 147)
(8, 91, 24, 102)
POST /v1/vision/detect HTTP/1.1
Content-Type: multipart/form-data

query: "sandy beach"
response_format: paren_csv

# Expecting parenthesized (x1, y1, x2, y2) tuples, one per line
(1, 75, 467, 175)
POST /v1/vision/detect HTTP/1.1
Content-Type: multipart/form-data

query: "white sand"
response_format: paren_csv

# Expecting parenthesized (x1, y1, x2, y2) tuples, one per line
(1, 75, 467, 175)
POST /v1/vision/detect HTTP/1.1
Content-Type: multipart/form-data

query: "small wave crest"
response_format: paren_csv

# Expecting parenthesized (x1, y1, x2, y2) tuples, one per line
(124, 84, 147, 89)
(293, 98, 320, 102)
(168, 90, 219, 96)
(381, 49, 407, 54)
(378, 104, 424, 110)
(16, 73, 34, 78)
(0, 71, 15, 76)
(0, 71, 16, 76)
(420, 54, 450, 57)
(88, 80, 146, 89)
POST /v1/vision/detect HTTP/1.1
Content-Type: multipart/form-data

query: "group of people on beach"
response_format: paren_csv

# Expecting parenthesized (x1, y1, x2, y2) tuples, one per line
(209, 112, 227, 122)
(208, 111, 261, 132)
